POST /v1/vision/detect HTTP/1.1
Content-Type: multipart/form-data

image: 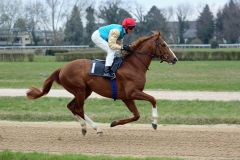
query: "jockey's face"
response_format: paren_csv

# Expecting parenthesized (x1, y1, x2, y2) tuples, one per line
(126, 27, 135, 34)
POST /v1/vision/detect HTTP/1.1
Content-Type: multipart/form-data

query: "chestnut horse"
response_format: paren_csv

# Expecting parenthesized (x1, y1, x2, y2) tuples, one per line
(27, 31, 177, 135)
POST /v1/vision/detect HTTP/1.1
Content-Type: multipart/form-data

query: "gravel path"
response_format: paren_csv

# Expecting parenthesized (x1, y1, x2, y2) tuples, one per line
(0, 89, 240, 101)
(0, 121, 240, 160)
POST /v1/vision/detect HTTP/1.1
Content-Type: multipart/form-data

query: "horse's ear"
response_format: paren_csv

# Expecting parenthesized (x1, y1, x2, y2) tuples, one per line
(151, 31, 161, 37)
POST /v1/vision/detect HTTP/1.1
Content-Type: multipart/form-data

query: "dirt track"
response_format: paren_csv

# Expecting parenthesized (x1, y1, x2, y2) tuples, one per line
(0, 121, 240, 160)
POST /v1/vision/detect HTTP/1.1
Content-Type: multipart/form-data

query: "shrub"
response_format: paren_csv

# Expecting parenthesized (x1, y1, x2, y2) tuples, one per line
(34, 49, 45, 55)
(210, 40, 219, 49)
(0, 53, 34, 62)
(55, 50, 105, 61)
(189, 38, 203, 44)
(45, 49, 68, 56)
(174, 50, 240, 61)
(55, 48, 240, 61)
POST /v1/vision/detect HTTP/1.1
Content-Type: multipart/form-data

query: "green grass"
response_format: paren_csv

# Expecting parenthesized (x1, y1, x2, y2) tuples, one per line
(146, 61, 240, 91)
(0, 151, 181, 160)
(173, 48, 240, 52)
(0, 61, 65, 88)
(34, 55, 56, 62)
(0, 58, 240, 91)
(0, 97, 239, 124)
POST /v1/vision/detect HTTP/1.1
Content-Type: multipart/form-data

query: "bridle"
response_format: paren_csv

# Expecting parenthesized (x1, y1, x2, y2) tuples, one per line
(129, 36, 167, 70)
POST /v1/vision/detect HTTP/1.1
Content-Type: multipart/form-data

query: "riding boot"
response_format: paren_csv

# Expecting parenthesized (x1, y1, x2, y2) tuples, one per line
(103, 66, 114, 79)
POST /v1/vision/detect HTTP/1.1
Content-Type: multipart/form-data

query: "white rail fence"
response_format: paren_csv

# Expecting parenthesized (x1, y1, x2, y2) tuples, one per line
(0, 44, 239, 51)
(0, 45, 89, 50)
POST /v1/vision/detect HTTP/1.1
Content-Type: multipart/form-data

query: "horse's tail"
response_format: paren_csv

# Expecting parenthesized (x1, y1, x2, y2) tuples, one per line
(26, 68, 61, 99)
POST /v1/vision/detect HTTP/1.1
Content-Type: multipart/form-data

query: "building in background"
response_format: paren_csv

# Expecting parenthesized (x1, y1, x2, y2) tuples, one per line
(0, 29, 54, 46)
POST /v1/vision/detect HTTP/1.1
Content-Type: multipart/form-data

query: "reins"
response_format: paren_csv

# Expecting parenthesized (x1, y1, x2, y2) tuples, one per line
(126, 37, 164, 70)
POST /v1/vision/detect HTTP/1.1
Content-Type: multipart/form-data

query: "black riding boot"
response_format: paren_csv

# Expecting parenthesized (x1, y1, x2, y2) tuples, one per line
(103, 66, 114, 79)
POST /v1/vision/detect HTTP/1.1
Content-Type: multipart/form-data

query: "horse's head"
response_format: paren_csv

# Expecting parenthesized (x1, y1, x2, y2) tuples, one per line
(150, 31, 178, 64)
(130, 31, 178, 64)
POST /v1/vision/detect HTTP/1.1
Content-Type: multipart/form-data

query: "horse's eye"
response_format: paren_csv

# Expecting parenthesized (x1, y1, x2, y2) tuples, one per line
(162, 44, 166, 47)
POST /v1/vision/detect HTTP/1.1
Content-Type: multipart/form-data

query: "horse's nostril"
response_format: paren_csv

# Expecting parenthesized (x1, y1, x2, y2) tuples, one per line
(172, 58, 178, 64)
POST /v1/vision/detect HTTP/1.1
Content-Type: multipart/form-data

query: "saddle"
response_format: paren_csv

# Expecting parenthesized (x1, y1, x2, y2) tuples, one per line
(89, 57, 124, 78)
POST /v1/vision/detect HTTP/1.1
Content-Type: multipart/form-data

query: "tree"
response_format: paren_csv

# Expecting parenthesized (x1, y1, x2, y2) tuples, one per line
(196, 5, 214, 44)
(12, 18, 28, 44)
(144, 6, 169, 37)
(221, 0, 240, 43)
(64, 5, 84, 45)
(46, 0, 68, 45)
(25, 1, 48, 45)
(85, 6, 96, 47)
(215, 10, 224, 42)
(99, 0, 132, 24)
(176, 3, 192, 43)
(131, 2, 145, 23)
(13, 18, 27, 31)
(0, 0, 22, 45)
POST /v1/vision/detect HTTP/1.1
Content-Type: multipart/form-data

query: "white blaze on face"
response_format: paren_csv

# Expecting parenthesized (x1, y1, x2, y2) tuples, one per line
(164, 40, 177, 59)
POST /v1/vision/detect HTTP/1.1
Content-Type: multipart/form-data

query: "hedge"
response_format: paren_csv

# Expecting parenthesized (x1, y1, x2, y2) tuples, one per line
(0, 53, 34, 62)
(55, 50, 105, 61)
(175, 51, 240, 61)
(55, 49, 240, 62)
(45, 49, 68, 56)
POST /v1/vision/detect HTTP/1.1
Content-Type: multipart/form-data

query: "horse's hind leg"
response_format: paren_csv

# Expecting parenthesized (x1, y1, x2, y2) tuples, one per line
(110, 100, 140, 127)
(84, 114, 103, 135)
(67, 97, 87, 135)
(82, 88, 103, 135)
(67, 89, 102, 135)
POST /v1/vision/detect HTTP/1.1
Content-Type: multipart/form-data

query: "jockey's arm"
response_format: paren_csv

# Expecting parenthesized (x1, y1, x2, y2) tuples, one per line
(108, 29, 122, 50)
(117, 39, 123, 46)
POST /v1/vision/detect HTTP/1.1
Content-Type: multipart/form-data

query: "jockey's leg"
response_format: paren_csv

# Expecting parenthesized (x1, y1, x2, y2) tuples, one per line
(111, 100, 140, 127)
(91, 30, 108, 52)
(130, 90, 158, 130)
(103, 48, 115, 78)
(91, 30, 115, 79)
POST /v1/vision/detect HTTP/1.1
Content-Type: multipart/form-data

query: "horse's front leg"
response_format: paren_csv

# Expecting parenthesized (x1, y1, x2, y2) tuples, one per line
(131, 90, 158, 130)
(110, 100, 140, 127)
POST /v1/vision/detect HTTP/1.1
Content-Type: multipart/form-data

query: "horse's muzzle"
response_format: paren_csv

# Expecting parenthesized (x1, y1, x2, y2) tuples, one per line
(171, 57, 178, 64)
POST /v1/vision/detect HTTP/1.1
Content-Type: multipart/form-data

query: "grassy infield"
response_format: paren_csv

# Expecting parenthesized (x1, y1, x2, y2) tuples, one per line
(0, 52, 240, 160)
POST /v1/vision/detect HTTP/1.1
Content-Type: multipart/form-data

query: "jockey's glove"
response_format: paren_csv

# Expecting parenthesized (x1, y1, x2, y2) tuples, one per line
(121, 45, 132, 52)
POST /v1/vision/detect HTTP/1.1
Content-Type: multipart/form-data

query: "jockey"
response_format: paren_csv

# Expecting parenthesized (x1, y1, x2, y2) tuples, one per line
(91, 17, 136, 78)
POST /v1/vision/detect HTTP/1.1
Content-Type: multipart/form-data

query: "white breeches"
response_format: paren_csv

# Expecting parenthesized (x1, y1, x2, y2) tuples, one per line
(91, 30, 116, 66)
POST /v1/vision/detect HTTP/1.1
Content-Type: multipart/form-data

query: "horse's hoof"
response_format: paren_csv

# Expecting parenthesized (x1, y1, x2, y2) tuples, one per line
(110, 121, 117, 127)
(82, 128, 87, 136)
(152, 123, 157, 130)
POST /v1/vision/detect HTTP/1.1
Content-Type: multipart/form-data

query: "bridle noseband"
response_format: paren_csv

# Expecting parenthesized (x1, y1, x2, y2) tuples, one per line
(130, 37, 166, 70)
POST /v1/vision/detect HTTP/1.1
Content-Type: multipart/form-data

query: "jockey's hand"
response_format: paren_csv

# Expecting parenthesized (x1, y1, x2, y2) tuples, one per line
(121, 45, 132, 52)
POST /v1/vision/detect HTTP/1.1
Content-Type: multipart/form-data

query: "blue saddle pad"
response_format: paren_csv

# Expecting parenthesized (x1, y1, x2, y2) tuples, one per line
(89, 57, 123, 77)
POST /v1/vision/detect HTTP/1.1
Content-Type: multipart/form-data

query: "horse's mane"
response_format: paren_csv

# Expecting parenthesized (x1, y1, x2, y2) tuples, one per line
(130, 31, 160, 50)
(130, 35, 154, 50)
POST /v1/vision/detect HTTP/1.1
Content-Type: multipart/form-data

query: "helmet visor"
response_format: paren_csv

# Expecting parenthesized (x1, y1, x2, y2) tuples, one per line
(128, 26, 135, 30)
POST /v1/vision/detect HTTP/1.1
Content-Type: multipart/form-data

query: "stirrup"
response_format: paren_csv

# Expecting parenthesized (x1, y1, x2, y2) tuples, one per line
(103, 73, 116, 79)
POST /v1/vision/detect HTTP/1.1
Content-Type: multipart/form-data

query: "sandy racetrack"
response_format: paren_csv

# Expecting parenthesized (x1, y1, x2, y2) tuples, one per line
(0, 121, 240, 160)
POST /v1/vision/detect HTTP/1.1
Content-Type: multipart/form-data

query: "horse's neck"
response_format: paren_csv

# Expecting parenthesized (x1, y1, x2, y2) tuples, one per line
(124, 50, 152, 72)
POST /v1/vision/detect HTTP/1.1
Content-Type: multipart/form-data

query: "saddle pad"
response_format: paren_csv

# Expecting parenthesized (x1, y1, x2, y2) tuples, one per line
(90, 59, 105, 76)
(89, 57, 123, 77)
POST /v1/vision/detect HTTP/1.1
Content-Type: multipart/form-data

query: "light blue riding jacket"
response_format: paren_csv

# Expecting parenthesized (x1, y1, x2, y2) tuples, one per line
(98, 24, 126, 42)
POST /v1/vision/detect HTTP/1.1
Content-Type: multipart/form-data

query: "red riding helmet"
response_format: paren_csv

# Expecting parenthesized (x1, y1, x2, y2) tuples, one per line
(122, 18, 136, 29)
